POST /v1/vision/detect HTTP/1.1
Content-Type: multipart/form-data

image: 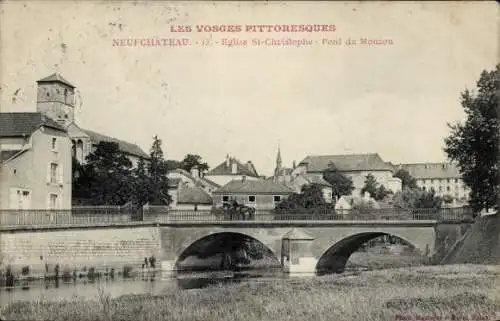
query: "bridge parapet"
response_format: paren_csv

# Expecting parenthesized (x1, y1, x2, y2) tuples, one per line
(0, 207, 471, 228)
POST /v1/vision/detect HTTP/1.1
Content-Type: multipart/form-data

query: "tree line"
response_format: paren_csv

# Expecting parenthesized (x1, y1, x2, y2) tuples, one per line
(72, 135, 210, 207)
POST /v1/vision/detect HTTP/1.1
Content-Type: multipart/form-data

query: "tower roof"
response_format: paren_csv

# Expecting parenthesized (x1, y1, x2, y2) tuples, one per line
(37, 73, 76, 88)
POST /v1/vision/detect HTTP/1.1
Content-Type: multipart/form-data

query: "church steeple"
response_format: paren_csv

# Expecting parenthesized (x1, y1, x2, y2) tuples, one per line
(274, 144, 282, 180)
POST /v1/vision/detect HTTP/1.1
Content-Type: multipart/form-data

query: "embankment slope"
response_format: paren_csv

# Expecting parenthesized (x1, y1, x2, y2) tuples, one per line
(443, 213, 500, 264)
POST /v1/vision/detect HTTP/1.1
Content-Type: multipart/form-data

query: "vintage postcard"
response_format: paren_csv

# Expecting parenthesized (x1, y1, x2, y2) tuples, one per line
(0, 1, 498, 321)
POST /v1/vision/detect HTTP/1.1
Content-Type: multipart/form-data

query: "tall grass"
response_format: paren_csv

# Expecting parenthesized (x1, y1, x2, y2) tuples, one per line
(1, 265, 499, 321)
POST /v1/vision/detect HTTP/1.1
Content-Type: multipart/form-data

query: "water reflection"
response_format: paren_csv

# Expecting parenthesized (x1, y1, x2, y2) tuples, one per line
(0, 269, 283, 306)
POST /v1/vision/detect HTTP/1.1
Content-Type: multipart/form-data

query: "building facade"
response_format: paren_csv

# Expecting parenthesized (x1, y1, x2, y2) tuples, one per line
(213, 178, 293, 210)
(294, 153, 402, 197)
(399, 163, 470, 201)
(205, 154, 260, 187)
(0, 113, 72, 209)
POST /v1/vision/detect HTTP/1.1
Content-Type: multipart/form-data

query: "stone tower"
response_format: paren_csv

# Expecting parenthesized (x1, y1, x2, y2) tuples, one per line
(36, 73, 76, 127)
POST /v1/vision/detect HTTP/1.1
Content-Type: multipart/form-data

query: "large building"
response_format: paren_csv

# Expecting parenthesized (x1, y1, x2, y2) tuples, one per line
(294, 153, 402, 197)
(0, 113, 72, 209)
(398, 163, 470, 201)
(0, 73, 148, 209)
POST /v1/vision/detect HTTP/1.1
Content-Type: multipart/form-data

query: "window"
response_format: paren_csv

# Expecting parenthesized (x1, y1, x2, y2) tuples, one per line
(430, 179, 434, 184)
(446, 186, 450, 191)
(422, 186, 426, 191)
(439, 186, 442, 192)
(273, 195, 281, 203)
(51, 138, 57, 151)
(50, 163, 58, 183)
(222, 196, 229, 202)
(248, 195, 256, 203)
(49, 194, 58, 209)
(447, 179, 450, 183)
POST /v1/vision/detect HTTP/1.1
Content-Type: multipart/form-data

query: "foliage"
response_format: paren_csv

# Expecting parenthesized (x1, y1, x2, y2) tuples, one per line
(181, 154, 209, 173)
(374, 184, 391, 201)
(75, 142, 134, 205)
(274, 184, 335, 214)
(444, 64, 500, 214)
(144, 135, 172, 206)
(361, 173, 378, 198)
(442, 194, 454, 204)
(322, 162, 354, 198)
(72, 136, 172, 207)
(393, 187, 443, 210)
(351, 197, 379, 213)
(393, 169, 418, 189)
(165, 159, 182, 171)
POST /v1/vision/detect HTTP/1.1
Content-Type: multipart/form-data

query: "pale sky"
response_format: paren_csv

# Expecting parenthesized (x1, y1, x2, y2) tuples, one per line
(0, 1, 498, 176)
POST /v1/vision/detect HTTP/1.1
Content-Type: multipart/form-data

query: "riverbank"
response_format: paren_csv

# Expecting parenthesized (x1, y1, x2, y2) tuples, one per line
(1, 264, 498, 321)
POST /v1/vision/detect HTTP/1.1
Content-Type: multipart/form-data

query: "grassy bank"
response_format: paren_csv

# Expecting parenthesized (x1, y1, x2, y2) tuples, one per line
(1, 264, 499, 321)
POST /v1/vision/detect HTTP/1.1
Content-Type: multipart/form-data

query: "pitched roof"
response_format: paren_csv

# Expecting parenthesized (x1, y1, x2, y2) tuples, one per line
(303, 174, 332, 187)
(177, 184, 213, 204)
(37, 73, 76, 88)
(83, 129, 148, 158)
(214, 179, 294, 194)
(399, 163, 462, 179)
(299, 153, 394, 173)
(171, 168, 221, 188)
(0, 112, 66, 137)
(207, 157, 259, 177)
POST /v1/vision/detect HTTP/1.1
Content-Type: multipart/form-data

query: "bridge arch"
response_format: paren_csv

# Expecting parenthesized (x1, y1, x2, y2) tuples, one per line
(315, 232, 421, 275)
(174, 232, 281, 272)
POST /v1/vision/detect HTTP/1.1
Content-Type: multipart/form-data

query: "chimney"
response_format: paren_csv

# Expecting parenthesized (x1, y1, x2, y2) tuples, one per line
(226, 154, 230, 167)
(292, 160, 296, 169)
(231, 162, 237, 174)
(242, 175, 246, 182)
(247, 161, 253, 172)
(191, 165, 199, 179)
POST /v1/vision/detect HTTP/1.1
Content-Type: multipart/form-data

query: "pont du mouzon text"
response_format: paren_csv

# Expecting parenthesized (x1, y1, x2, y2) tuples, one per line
(170, 24, 336, 33)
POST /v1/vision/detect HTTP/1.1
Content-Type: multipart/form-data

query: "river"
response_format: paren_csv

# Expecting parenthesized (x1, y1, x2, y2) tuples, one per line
(0, 270, 285, 307)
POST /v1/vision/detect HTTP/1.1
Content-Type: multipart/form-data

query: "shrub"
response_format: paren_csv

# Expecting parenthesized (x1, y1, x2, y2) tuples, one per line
(123, 265, 133, 278)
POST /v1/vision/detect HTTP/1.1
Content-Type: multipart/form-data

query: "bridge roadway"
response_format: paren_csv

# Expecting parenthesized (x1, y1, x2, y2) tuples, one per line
(0, 217, 468, 276)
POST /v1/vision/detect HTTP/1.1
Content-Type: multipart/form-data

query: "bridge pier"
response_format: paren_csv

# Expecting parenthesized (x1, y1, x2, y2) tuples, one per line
(281, 228, 317, 277)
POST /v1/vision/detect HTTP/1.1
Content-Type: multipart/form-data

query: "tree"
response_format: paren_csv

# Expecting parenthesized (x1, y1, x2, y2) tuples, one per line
(131, 157, 153, 207)
(165, 159, 182, 171)
(374, 184, 391, 201)
(146, 135, 172, 205)
(181, 154, 209, 173)
(393, 187, 442, 210)
(79, 142, 134, 205)
(361, 173, 378, 198)
(274, 184, 335, 215)
(322, 162, 355, 198)
(393, 169, 418, 189)
(444, 65, 499, 214)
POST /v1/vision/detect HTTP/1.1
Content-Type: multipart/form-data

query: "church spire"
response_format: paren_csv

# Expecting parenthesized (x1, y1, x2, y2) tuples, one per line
(274, 143, 282, 181)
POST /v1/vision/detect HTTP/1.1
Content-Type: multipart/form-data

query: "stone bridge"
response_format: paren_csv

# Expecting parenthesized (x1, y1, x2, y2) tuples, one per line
(159, 220, 465, 276)
(0, 219, 468, 277)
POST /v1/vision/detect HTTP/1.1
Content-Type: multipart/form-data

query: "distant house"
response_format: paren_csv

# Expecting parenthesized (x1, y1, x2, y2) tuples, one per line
(213, 178, 294, 210)
(167, 167, 220, 195)
(295, 153, 402, 196)
(0, 113, 72, 209)
(167, 179, 213, 211)
(287, 173, 333, 203)
(398, 163, 470, 201)
(205, 154, 260, 187)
